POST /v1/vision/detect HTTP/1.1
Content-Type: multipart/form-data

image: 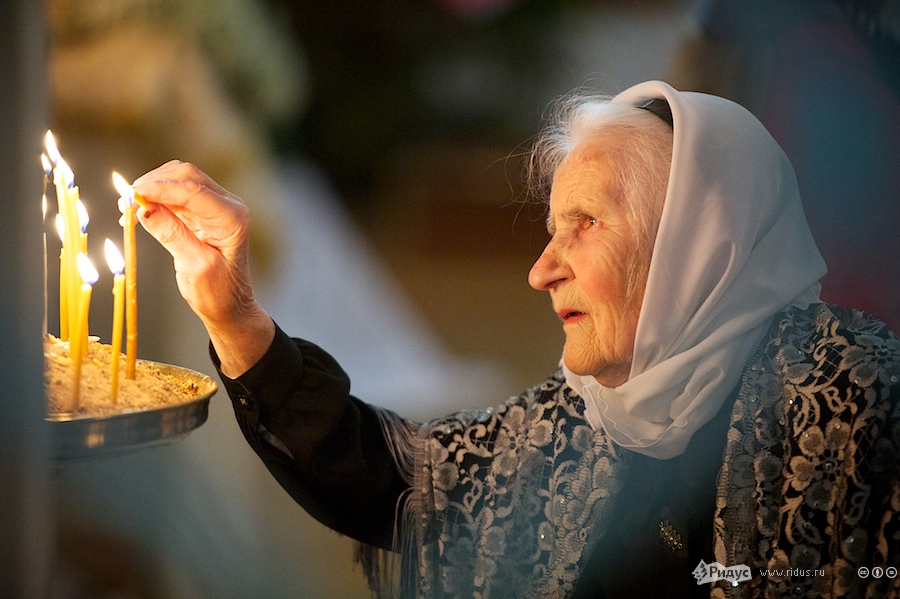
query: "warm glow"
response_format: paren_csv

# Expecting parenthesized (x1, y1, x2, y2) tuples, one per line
(112, 171, 148, 209)
(57, 156, 75, 188)
(44, 131, 74, 188)
(104, 239, 125, 275)
(77, 253, 99, 286)
(41, 153, 52, 177)
(76, 199, 89, 232)
(112, 171, 134, 204)
(42, 194, 47, 220)
(55, 213, 65, 242)
(44, 131, 61, 165)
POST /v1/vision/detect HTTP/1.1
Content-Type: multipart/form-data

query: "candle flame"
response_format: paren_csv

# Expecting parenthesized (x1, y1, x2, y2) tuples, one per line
(76, 199, 89, 232)
(57, 156, 75, 189)
(112, 171, 135, 204)
(77, 253, 99, 286)
(41, 153, 53, 177)
(45, 131, 75, 187)
(45, 131, 61, 165)
(55, 213, 66, 243)
(104, 239, 125, 275)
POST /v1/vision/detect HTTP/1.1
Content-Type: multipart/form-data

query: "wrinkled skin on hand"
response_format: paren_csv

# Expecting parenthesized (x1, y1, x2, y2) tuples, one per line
(133, 161, 275, 377)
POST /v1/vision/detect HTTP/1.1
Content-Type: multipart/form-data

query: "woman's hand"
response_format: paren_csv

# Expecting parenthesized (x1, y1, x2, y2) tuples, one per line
(133, 161, 275, 377)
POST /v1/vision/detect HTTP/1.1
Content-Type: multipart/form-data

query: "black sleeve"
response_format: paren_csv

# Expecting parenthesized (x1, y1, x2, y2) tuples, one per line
(211, 322, 410, 551)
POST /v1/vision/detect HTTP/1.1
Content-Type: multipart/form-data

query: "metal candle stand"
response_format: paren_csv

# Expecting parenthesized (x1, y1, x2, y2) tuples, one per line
(46, 362, 217, 462)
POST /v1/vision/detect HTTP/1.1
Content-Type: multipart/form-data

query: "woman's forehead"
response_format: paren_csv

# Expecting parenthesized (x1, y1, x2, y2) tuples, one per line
(551, 145, 619, 202)
(564, 137, 616, 166)
(546, 151, 623, 231)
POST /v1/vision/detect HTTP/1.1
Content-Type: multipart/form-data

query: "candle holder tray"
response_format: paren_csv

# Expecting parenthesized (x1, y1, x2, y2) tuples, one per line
(46, 362, 217, 462)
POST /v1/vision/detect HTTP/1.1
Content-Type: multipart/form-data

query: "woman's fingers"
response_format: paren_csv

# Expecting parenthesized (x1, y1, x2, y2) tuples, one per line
(138, 200, 240, 324)
(130, 161, 272, 370)
(137, 203, 215, 273)
(132, 162, 249, 251)
(133, 162, 235, 213)
(132, 161, 255, 328)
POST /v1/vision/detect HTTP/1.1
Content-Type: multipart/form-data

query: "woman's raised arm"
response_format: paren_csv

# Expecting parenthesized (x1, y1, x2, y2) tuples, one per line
(133, 160, 275, 377)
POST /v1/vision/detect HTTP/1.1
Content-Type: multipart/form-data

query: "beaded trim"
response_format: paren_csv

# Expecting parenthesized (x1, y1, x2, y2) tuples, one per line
(659, 519, 685, 552)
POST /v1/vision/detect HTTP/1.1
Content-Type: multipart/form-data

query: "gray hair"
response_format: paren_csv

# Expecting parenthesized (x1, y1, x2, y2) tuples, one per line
(527, 94, 674, 303)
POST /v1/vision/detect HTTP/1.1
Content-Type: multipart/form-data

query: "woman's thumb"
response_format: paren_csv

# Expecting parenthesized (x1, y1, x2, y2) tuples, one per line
(137, 205, 204, 266)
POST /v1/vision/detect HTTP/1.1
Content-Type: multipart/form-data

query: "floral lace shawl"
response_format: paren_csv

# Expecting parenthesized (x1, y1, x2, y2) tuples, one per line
(413, 376, 628, 599)
(713, 305, 900, 598)
(359, 370, 629, 599)
(360, 304, 899, 598)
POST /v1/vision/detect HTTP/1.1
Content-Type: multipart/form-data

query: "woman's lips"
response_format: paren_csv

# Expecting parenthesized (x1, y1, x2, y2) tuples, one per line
(557, 309, 586, 324)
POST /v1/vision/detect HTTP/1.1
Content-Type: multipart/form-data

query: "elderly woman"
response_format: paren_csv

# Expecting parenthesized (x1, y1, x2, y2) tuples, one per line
(132, 81, 899, 598)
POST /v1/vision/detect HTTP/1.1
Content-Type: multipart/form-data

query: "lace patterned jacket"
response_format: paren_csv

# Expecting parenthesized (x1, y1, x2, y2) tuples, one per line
(221, 303, 899, 598)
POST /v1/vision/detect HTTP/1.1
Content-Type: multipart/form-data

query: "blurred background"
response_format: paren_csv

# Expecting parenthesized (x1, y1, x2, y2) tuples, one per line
(2, 0, 898, 597)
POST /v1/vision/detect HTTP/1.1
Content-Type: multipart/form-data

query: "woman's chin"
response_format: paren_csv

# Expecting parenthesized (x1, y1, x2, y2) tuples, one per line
(562, 348, 595, 378)
(563, 347, 630, 387)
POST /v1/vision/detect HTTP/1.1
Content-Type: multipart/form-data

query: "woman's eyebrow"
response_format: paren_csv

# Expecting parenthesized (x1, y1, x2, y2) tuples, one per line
(547, 209, 592, 235)
(545, 213, 556, 235)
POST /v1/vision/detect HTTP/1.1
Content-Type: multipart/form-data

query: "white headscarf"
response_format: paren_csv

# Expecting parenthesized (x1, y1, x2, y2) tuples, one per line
(563, 80, 827, 459)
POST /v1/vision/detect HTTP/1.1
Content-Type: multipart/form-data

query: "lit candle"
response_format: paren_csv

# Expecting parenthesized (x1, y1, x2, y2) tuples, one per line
(105, 239, 125, 403)
(45, 132, 81, 345)
(55, 214, 68, 341)
(76, 198, 89, 254)
(41, 154, 52, 337)
(68, 253, 99, 411)
(42, 194, 48, 336)
(44, 131, 60, 162)
(61, 160, 81, 347)
(112, 172, 138, 379)
(41, 153, 53, 189)
(46, 134, 68, 339)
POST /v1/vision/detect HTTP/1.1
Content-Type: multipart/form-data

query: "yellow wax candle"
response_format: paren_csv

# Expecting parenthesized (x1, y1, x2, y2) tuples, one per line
(47, 167, 70, 337)
(124, 201, 137, 379)
(55, 214, 69, 341)
(64, 175, 82, 340)
(42, 193, 48, 336)
(58, 163, 80, 344)
(44, 132, 80, 339)
(76, 198, 89, 254)
(42, 155, 53, 336)
(113, 172, 139, 379)
(69, 253, 98, 412)
(70, 252, 98, 368)
(105, 240, 125, 403)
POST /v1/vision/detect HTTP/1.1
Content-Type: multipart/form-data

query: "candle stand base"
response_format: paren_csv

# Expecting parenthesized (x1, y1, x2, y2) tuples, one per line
(46, 362, 217, 462)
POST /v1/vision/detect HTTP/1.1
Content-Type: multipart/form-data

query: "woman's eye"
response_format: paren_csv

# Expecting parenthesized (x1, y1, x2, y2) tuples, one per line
(587, 217, 598, 226)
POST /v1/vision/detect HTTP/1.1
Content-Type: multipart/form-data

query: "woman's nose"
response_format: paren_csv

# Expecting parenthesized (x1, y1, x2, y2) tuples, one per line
(528, 241, 570, 291)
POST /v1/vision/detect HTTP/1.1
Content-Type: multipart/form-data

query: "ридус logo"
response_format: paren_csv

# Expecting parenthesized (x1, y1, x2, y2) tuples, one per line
(693, 560, 753, 586)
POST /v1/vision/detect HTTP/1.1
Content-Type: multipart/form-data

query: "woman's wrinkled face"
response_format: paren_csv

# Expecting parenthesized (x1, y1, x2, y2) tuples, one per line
(528, 141, 644, 387)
